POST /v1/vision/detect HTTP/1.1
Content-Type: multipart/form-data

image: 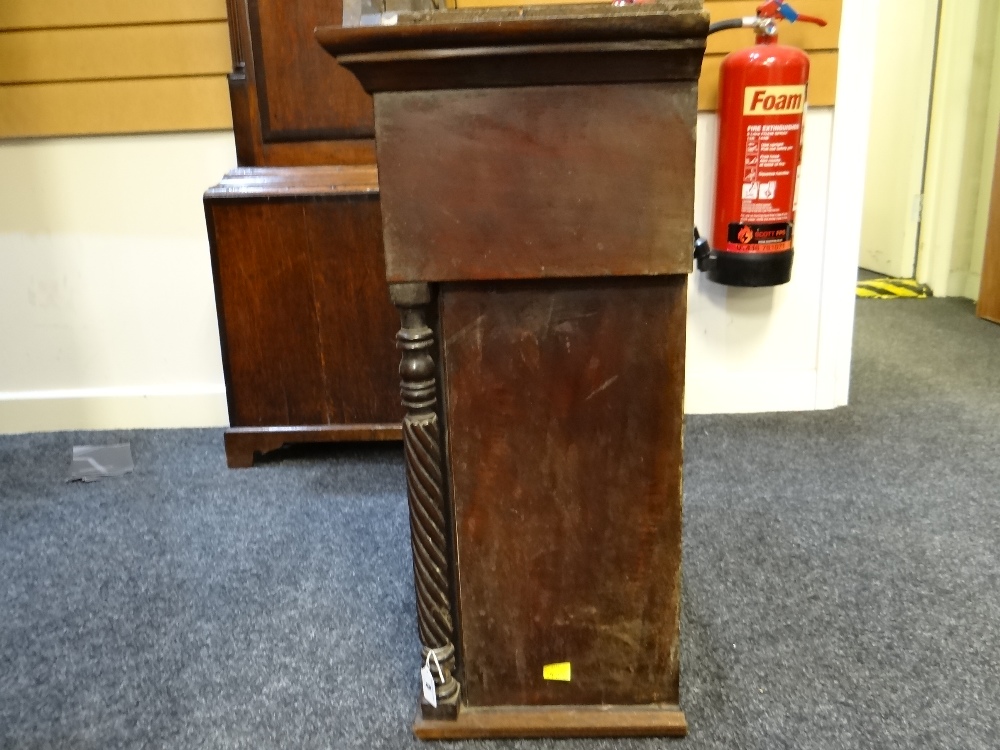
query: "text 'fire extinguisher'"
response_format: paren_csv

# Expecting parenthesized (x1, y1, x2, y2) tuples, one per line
(693, 1, 827, 287)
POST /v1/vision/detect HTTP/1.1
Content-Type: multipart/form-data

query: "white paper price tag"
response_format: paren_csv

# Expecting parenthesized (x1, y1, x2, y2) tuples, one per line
(421, 650, 445, 708)
(421, 665, 437, 707)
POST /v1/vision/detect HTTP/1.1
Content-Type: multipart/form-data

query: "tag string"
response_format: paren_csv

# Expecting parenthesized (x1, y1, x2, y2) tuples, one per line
(424, 650, 445, 685)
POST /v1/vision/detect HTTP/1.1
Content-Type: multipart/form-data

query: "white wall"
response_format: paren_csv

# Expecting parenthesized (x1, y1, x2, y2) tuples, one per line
(688, 0, 878, 413)
(0, 0, 878, 432)
(687, 110, 834, 414)
(0, 132, 236, 433)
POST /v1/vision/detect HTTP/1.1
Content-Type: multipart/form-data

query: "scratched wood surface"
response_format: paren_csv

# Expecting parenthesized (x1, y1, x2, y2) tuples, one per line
(249, 0, 375, 142)
(317, 5, 707, 283)
(375, 83, 697, 282)
(440, 276, 686, 707)
(205, 166, 402, 461)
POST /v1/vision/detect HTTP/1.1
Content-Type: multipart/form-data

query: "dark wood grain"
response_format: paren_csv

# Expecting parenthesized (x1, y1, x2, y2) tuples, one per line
(375, 83, 696, 282)
(390, 282, 461, 718)
(259, 138, 377, 167)
(318, 4, 707, 94)
(227, 68, 259, 166)
(205, 166, 402, 452)
(414, 703, 687, 739)
(319, 3, 709, 55)
(316, 2, 704, 734)
(335, 42, 704, 94)
(978, 126, 1000, 324)
(441, 276, 687, 708)
(224, 424, 402, 468)
(224, 0, 377, 166)
(251, 0, 375, 142)
(204, 165, 381, 197)
(209, 5, 393, 469)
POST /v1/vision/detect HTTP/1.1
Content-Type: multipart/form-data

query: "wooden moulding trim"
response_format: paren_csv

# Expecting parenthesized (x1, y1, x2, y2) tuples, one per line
(260, 125, 378, 145)
(317, 8, 708, 93)
(204, 165, 380, 198)
(342, 38, 705, 62)
(258, 139, 378, 168)
(317, 4, 709, 56)
(450, 0, 843, 55)
(226, 424, 402, 438)
(413, 704, 688, 739)
(335, 42, 705, 93)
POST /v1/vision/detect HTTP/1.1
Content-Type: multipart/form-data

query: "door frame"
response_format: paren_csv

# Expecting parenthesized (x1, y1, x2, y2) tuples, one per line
(917, 0, 1000, 297)
(858, 0, 941, 278)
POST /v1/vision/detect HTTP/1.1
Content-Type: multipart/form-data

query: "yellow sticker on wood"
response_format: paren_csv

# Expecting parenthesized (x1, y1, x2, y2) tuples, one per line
(543, 662, 571, 682)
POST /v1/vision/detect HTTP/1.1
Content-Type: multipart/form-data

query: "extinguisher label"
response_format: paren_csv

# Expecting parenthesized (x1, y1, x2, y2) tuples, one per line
(743, 85, 807, 116)
(733, 119, 801, 248)
(727, 221, 793, 253)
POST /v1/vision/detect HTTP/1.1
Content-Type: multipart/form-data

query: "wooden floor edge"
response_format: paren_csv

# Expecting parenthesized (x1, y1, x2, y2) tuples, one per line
(413, 704, 687, 740)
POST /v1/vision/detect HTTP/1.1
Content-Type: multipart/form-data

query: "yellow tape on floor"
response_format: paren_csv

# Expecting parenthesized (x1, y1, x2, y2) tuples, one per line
(856, 278, 931, 299)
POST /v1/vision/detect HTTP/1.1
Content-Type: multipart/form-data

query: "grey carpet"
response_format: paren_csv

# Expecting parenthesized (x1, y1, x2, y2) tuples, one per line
(1, 298, 998, 749)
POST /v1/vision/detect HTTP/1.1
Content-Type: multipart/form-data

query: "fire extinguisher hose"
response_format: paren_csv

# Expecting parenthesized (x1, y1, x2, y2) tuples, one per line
(708, 18, 746, 34)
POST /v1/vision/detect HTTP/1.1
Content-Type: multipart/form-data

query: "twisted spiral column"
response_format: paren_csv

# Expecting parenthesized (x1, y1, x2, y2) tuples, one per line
(390, 283, 460, 719)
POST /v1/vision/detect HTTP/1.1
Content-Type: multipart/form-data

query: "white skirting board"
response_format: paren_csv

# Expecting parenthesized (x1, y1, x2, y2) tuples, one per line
(685, 369, 824, 416)
(0, 386, 229, 434)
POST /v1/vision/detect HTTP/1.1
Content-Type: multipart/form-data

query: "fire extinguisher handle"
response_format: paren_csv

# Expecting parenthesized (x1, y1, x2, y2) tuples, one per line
(772, 2, 826, 26)
(775, 2, 827, 26)
(794, 14, 828, 26)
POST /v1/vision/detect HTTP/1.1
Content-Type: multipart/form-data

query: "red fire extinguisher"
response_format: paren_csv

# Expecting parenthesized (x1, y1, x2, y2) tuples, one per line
(695, 1, 826, 287)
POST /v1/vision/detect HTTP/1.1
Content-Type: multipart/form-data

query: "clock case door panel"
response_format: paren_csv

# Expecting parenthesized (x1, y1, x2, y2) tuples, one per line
(227, 0, 377, 166)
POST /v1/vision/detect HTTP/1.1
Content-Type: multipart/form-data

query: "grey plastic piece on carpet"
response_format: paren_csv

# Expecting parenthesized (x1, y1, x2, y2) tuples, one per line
(68, 443, 134, 482)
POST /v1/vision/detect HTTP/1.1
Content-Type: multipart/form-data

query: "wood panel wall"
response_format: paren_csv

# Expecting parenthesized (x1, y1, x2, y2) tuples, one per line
(0, 0, 233, 138)
(700, 0, 840, 109)
(0, 0, 840, 139)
